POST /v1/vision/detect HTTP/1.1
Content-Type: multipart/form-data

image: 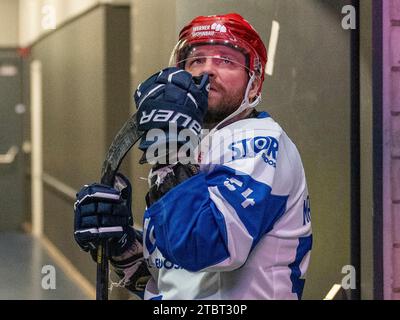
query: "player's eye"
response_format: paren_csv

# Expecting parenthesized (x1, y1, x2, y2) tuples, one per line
(218, 56, 234, 64)
(189, 57, 205, 65)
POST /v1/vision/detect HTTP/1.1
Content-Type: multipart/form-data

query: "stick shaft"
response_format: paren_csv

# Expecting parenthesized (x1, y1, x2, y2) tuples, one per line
(96, 242, 109, 300)
(96, 112, 142, 300)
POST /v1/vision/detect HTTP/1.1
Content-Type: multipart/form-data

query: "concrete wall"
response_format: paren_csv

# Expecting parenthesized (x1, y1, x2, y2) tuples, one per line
(0, 0, 131, 47)
(360, 0, 374, 300)
(0, 0, 19, 47)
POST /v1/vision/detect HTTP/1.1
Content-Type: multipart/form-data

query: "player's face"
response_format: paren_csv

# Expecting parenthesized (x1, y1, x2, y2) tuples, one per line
(184, 45, 257, 122)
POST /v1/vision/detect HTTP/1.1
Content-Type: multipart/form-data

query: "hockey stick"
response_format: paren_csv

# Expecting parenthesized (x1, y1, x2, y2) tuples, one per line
(96, 112, 143, 300)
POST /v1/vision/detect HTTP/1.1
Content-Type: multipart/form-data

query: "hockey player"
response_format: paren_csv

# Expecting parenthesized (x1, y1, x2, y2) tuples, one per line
(74, 13, 312, 300)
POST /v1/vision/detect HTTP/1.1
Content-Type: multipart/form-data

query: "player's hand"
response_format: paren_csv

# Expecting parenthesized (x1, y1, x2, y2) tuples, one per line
(134, 67, 209, 164)
(73, 173, 135, 257)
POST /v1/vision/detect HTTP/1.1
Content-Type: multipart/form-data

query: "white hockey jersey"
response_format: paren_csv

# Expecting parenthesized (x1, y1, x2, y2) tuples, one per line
(142, 111, 312, 300)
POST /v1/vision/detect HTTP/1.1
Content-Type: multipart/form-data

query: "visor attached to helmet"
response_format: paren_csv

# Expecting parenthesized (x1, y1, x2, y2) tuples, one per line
(168, 13, 267, 133)
(169, 13, 267, 95)
(173, 41, 252, 75)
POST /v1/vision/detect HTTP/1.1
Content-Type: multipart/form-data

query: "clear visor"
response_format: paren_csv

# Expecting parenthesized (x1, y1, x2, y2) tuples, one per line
(170, 40, 253, 75)
(179, 55, 251, 74)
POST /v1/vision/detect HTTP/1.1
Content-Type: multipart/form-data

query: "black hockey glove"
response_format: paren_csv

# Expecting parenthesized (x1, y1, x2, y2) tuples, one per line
(73, 173, 135, 257)
(134, 67, 209, 164)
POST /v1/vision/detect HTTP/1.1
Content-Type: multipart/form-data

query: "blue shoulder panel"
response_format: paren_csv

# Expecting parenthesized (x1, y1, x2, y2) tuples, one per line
(144, 172, 230, 272)
(257, 111, 270, 119)
(145, 165, 288, 271)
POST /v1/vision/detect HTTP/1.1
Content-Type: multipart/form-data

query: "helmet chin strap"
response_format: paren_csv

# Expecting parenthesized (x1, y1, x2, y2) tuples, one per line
(213, 72, 261, 131)
(195, 72, 261, 163)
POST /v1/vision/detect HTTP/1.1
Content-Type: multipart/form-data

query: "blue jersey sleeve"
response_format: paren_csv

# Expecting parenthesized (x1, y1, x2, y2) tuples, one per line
(143, 160, 288, 272)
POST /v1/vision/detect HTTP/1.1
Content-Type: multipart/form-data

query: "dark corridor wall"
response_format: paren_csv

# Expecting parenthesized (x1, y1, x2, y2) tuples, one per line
(29, 4, 131, 290)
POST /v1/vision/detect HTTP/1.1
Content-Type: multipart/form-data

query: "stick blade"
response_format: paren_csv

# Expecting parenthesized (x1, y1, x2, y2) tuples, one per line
(100, 113, 143, 186)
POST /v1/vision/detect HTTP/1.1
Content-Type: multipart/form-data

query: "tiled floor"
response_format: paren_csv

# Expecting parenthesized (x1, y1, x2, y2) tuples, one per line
(0, 232, 90, 300)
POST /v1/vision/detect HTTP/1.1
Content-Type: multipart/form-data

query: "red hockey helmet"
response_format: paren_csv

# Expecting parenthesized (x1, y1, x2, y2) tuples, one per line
(170, 13, 268, 95)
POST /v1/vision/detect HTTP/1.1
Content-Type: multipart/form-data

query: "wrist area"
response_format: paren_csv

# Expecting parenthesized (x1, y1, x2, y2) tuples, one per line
(110, 226, 136, 257)
(89, 226, 136, 262)
(146, 162, 200, 207)
(109, 229, 143, 263)
(108, 231, 150, 295)
(139, 131, 200, 165)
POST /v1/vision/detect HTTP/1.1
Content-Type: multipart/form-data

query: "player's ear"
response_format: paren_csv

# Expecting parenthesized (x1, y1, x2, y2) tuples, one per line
(248, 76, 261, 101)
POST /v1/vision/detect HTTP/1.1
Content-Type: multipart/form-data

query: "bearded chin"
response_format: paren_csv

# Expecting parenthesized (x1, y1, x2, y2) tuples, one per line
(203, 86, 247, 127)
(203, 109, 230, 125)
(204, 99, 244, 125)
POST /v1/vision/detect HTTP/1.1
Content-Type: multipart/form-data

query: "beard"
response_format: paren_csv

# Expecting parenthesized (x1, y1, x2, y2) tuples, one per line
(203, 86, 246, 128)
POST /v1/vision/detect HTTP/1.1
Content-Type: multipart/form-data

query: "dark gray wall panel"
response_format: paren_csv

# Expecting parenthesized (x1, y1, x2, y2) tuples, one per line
(105, 6, 132, 174)
(31, 4, 131, 290)
(33, 7, 106, 187)
(0, 49, 25, 230)
(359, 0, 374, 300)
